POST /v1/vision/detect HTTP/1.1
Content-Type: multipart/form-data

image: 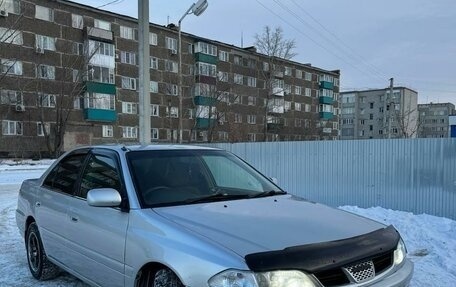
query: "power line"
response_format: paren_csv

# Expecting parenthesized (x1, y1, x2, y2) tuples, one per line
(253, 0, 386, 84)
(97, 0, 124, 9)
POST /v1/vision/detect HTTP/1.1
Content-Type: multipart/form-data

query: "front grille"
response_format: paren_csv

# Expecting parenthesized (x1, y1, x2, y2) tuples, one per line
(313, 252, 394, 286)
(343, 261, 375, 283)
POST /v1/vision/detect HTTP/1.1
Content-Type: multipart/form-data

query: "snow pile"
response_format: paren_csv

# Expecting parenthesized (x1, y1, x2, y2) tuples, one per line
(340, 206, 456, 287)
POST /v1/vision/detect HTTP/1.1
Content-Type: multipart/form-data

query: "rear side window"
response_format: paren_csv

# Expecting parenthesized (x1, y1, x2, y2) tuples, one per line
(43, 154, 87, 195)
(79, 154, 121, 199)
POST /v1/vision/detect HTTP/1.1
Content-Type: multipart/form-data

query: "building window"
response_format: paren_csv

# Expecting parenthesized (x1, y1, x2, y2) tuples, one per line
(0, 28, 22, 45)
(305, 72, 312, 81)
(151, 104, 159, 117)
(72, 42, 83, 55)
(369, 125, 373, 131)
(194, 42, 217, 56)
(284, 101, 291, 111)
(284, 66, 292, 76)
(37, 65, 55, 80)
(166, 106, 179, 118)
(263, 62, 269, 71)
(1, 59, 22, 75)
(120, 26, 136, 40)
(219, 50, 229, 62)
(319, 104, 333, 113)
(165, 37, 177, 53)
(295, 102, 301, 111)
(149, 32, 157, 45)
(233, 55, 242, 65)
(195, 62, 216, 77)
(305, 104, 311, 112)
(218, 71, 228, 82)
(37, 122, 50, 136)
(151, 128, 159, 140)
(369, 113, 374, 120)
(247, 133, 256, 142)
(35, 35, 55, 51)
(121, 51, 136, 65)
(246, 77, 256, 87)
(121, 77, 136, 90)
(72, 14, 83, 29)
(149, 81, 158, 93)
(247, 115, 256, 124)
(248, 96, 256, 106)
(218, 131, 228, 141)
(166, 84, 178, 96)
(165, 60, 178, 73)
(295, 119, 302, 127)
(122, 102, 137, 114)
(295, 86, 302, 95)
(89, 40, 114, 57)
(234, 74, 243, 85)
(334, 78, 339, 87)
(37, 93, 56, 107)
(370, 102, 374, 109)
(2, 120, 22, 135)
(305, 88, 311, 97)
(88, 65, 114, 84)
(94, 19, 111, 31)
(0, 90, 22, 105)
(234, 113, 242, 123)
(122, 127, 137, 138)
(102, 125, 113, 137)
(84, 93, 115, 110)
(35, 5, 53, 22)
(0, 0, 20, 14)
(296, 69, 302, 79)
(150, 57, 158, 69)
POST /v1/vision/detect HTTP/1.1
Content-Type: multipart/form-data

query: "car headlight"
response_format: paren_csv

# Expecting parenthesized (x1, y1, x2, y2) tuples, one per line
(393, 239, 407, 266)
(208, 269, 317, 287)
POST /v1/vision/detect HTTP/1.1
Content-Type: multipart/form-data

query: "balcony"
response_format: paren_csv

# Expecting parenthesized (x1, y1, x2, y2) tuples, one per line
(194, 53, 217, 65)
(85, 27, 113, 42)
(320, 111, 334, 120)
(83, 108, 117, 122)
(320, 81, 334, 90)
(85, 81, 116, 95)
(272, 87, 284, 97)
(194, 96, 217, 106)
(319, 96, 334, 105)
(195, 118, 216, 129)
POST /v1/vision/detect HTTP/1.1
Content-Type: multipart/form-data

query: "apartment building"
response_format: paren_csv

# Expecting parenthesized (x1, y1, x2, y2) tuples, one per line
(417, 103, 455, 138)
(450, 115, 456, 138)
(0, 0, 340, 157)
(340, 87, 418, 140)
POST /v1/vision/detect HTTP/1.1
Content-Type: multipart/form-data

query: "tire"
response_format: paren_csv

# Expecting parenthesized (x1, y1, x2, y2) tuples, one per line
(25, 222, 60, 280)
(136, 267, 184, 287)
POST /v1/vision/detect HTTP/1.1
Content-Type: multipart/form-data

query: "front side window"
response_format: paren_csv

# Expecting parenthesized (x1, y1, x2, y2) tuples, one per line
(127, 150, 281, 208)
(79, 154, 121, 199)
(43, 152, 88, 195)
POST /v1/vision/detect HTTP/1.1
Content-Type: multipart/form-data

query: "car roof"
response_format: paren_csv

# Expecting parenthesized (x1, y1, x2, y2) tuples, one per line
(69, 144, 223, 154)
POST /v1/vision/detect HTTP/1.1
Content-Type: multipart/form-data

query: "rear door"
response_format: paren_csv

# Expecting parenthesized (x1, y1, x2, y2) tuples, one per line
(65, 149, 129, 287)
(36, 150, 89, 267)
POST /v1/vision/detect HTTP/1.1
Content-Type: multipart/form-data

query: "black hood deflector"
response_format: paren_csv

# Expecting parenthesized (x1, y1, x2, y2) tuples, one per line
(245, 225, 400, 273)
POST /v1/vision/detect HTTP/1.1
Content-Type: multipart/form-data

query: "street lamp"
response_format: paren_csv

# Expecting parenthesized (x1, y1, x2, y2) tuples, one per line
(178, 0, 208, 144)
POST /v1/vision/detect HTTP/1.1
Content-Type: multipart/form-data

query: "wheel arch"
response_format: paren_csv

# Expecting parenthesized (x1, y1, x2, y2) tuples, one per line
(134, 262, 185, 286)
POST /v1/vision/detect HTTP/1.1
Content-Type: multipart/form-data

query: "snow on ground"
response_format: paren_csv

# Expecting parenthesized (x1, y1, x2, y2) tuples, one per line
(0, 161, 455, 286)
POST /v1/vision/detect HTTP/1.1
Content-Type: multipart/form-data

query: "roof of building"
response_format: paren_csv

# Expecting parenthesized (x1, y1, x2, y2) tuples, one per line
(59, 0, 339, 75)
(340, 87, 418, 94)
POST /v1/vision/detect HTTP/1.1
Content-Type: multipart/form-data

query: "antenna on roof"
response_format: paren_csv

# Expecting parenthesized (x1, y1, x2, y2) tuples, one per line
(241, 31, 244, 48)
(167, 15, 170, 26)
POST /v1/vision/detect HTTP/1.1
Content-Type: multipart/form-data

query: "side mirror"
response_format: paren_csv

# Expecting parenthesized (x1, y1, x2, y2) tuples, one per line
(87, 188, 122, 207)
(270, 177, 279, 185)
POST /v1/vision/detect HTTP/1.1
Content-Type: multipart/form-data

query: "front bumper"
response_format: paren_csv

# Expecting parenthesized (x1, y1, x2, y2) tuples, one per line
(364, 258, 414, 287)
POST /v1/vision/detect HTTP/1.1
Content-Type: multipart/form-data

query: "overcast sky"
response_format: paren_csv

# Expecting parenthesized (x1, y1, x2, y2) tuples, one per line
(75, 0, 456, 104)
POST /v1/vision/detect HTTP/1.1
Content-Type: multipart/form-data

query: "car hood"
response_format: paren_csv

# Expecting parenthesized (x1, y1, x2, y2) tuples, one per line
(154, 195, 385, 257)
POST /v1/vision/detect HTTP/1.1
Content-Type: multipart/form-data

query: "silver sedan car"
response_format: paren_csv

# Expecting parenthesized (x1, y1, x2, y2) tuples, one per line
(16, 145, 413, 287)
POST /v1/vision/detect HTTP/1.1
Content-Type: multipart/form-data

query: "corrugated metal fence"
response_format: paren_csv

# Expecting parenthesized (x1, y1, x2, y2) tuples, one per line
(204, 138, 456, 220)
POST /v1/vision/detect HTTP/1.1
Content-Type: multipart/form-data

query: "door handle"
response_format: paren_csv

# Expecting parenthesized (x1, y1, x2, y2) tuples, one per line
(71, 216, 78, 222)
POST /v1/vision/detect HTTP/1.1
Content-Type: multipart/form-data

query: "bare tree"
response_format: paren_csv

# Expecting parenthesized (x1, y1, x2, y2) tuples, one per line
(392, 107, 420, 138)
(254, 26, 296, 141)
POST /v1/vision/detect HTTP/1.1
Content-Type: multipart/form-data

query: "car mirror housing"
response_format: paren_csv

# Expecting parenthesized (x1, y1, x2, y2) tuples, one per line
(87, 188, 122, 208)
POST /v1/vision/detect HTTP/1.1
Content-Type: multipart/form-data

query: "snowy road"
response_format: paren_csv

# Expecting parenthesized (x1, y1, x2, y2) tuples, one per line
(0, 164, 455, 286)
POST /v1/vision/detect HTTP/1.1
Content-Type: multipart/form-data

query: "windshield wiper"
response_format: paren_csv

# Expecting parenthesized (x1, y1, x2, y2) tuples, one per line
(184, 192, 250, 204)
(249, 190, 287, 199)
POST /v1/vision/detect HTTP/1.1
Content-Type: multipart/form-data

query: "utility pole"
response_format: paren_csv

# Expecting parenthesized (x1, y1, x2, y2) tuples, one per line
(138, 0, 151, 145)
(387, 77, 394, 139)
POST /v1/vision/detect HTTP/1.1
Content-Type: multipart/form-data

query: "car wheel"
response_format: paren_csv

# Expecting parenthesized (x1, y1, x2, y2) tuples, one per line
(26, 222, 60, 280)
(136, 267, 183, 287)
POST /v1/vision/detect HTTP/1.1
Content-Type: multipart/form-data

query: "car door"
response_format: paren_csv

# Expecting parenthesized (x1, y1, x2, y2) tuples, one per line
(36, 150, 89, 268)
(65, 149, 129, 287)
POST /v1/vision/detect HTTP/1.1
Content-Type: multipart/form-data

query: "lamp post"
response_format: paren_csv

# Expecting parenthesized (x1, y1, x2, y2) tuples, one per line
(178, 0, 208, 144)
(138, 0, 150, 145)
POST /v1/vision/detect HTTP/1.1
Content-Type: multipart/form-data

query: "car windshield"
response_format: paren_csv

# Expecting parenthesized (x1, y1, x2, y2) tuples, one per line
(127, 149, 283, 207)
